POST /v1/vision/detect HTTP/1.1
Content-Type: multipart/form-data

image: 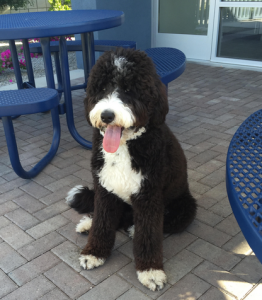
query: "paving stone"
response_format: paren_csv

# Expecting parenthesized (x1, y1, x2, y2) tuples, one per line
(117, 287, 150, 300)
(114, 231, 130, 250)
(38, 288, 70, 300)
(52, 240, 82, 272)
(62, 208, 84, 224)
(204, 182, 228, 201)
(44, 262, 92, 299)
(13, 194, 46, 213)
(199, 169, 225, 188)
(0, 201, 19, 216)
(51, 164, 82, 180)
(78, 274, 131, 300)
(26, 215, 69, 239)
(57, 222, 88, 248)
(187, 239, 240, 271)
(196, 206, 223, 227)
(0, 189, 24, 204)
(39, 187, 70, 205)
(187, 220, 231, 247)
(215, 214, 240, 236)
(189, 181, 211, 195)
(244, 282, 262, 300)
(0, 216, 11, 229)
(231, 255, 262, 284)
(0, 242, 27, 273)
(118, 240, 134, 260)
(0, 269, 17, 299)
(0, 223, 34, 250)
(81, 250, 131, 285)
(191, 150, 220, 164)
(222, 232, 252, 257)
(158, 273, 210, 300)
(5, 208, 40, 230)
(209, 198, 232, 218)
(193, 261, 253, 299)
(33, 200, 69, 221)
(0, 178, 30, 195)
(9, 251, 61, 286)
(198, 287, 235, 300)
(20, 182, 51, 199)
(196, 194, 217, 209)
(45, 175, 80, 192)
(162, 231, 197, 259)
(1, 275, 55, 300)
(195, 160, 225, 176)
(118, 263, 171, 299)
(18, 231, 65, 260)
(32, 173, 55, 186)
(164, 249, 203, 285)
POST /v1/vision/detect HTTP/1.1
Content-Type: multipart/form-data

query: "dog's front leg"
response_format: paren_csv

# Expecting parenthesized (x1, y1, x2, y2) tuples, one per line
(132, 193, 167, 291)
(79, 188, 123, 270)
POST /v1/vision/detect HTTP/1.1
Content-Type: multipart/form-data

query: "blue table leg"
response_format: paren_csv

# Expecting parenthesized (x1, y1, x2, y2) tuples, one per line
(22, 39, 35, 88)
(40, 37, 56, 89)
(81, 32, 95, 85)
(54, 52, 63, 99)
(2, 107, 61, 179)
(59, 35, 92, 149)
(9, 40, 23, 90)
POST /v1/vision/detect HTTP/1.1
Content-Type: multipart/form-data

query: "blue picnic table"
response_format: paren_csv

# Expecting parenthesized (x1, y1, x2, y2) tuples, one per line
(0, 10, 124, 149)
(226, 109, 262, 263)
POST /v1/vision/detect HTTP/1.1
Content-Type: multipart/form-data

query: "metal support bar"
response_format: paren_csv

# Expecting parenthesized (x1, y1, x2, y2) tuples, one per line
(59, 35, 92, 149)
(9, 40, 23, 90)
(2, 106, 61, 179)
(81, 32, 95, 85)
(22, 39, 35, 87)
(40, 37, 56, 89)
(54, 52, 63, 93)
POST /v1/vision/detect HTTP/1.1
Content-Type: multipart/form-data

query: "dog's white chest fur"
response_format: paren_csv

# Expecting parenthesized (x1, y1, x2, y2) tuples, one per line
(98, 144, 143, 204)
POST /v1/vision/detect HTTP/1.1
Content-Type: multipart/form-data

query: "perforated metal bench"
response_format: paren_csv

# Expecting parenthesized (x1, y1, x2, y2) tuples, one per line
(226, 109, 262, 263)
(29, 39, 136, 94)
(29, 39, 136, 54)
(145, 47, 186, 88)
(0, 88, 61, 179)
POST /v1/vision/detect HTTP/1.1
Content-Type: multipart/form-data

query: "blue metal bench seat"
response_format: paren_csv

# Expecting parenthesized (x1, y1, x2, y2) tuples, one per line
(145, 47, 186, 88)
(0, 88, 61, 179)
(29, 39, 136, 54)
(226, 109, 262, 263)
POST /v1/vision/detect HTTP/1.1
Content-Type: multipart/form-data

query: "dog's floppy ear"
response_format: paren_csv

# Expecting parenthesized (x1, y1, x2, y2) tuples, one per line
(150, 81, 169, 127)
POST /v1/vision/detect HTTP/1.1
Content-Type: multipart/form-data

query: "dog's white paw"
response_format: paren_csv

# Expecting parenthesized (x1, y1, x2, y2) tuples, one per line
(137, 269, 167, 291)
(65, 185, 84, 205)
(76, 216, 93, 233)
(127, 225, 135, 239)
(79, 254, 105, 270)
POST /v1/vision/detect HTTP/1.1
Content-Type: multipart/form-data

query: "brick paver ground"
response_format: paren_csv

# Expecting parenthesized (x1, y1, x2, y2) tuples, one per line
(0, 62, 262, 299)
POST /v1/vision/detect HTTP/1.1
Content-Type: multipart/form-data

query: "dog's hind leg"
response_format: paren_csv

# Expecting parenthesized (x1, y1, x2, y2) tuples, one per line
(163, 189, 197, 234)
(66, 185, 94, 214)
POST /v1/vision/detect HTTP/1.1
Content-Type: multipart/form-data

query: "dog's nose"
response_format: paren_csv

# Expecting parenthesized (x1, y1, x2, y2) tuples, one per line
(101, 110, 115, 124)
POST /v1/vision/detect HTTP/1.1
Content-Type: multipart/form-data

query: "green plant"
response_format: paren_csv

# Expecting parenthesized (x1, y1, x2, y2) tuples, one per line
(0, 0, 33, 10)
(48, 0, 71, 11)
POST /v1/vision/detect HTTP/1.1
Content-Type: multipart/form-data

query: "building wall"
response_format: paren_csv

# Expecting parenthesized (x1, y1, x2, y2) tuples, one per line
(96, 0, 151, 51)
(0, 0, 50, 14)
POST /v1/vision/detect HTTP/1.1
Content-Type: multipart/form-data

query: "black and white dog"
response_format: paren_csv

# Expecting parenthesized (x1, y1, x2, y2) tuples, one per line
(66, 48, 197, 291)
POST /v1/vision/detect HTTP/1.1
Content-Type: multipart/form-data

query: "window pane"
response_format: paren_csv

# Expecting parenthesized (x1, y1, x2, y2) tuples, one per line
(158, 0, 210, 35)
(221, 0, 262, 2)
(217, 7, 262, 61)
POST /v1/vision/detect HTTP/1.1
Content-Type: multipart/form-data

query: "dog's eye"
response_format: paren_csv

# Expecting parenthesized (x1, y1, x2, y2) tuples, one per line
(102, 88, 106, 91)
(125, 89, 129, 93)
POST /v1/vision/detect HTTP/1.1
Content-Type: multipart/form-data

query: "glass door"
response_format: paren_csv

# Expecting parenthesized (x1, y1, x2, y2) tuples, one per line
(152, 0, 216, 60)
(211, 1, 262, 67)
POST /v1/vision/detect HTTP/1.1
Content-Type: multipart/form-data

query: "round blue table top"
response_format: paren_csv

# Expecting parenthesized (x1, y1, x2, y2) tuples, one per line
(0, 10, 124, 40)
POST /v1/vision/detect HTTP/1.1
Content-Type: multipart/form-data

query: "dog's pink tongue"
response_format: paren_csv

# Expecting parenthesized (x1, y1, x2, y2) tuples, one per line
(103, 125, 121, 153)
